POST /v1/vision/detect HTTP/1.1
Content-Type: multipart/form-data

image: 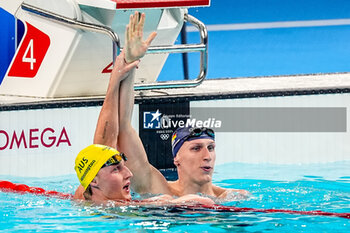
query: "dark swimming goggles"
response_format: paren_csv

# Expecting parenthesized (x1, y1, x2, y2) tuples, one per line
(187, 127, 215, 140)
(101, 152, 127, 168)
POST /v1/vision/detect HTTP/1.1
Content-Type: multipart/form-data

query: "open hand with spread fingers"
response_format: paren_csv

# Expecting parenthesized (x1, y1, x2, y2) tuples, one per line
(124, 11, 157, 63)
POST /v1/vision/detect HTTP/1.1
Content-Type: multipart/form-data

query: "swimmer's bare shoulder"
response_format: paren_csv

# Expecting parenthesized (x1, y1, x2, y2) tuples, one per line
(167, 180, 181, 196)
(167, 181, 250, 199)
(213, 185, 250, 199)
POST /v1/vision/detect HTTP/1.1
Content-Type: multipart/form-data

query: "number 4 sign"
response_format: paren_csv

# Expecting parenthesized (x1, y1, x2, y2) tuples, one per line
(8, 22, 50, 78)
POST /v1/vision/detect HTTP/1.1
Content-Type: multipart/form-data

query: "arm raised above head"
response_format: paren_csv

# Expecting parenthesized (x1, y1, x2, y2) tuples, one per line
(73, 14, 143, 199)
(74, 12, 168, 199)
(73, 50, 139, 200)
(94, 12, 154, 147)
(93, 49, 139, 148)
(118, 12, 170, 195)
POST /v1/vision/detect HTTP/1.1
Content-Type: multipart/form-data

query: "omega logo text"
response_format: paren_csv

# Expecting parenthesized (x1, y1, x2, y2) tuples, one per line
(0, 127, 71, 150)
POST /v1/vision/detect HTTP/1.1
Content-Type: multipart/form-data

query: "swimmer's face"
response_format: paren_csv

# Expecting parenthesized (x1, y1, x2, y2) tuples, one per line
(93, 160, 133, 201)
(174, 138, 216, 185)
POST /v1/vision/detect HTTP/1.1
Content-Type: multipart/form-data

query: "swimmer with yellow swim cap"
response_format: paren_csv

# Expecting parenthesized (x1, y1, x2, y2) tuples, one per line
(72, 11, 154, 202)
(75, 144, 132, 201)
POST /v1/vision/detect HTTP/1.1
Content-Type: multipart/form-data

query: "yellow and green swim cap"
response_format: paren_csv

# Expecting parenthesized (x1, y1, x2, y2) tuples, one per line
(74, 144, 125, 190)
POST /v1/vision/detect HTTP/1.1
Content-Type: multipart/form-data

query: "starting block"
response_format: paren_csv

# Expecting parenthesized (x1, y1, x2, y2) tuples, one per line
(0, 0, 209, 98)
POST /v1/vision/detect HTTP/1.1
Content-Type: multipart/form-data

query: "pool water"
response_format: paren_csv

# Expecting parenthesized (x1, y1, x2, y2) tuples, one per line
(1, 162, 349, 232)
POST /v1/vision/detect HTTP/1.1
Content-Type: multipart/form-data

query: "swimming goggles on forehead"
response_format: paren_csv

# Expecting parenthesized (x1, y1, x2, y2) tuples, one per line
(101, 152, 127, 168)
(187, 127, 215, 139)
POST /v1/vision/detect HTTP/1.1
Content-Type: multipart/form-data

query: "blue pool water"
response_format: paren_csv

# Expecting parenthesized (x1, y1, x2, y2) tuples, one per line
(1, 162, 349, 232)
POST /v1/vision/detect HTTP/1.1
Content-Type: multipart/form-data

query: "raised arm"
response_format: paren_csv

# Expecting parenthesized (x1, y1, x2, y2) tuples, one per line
(117, 12, 170, 195)
(73, 19, 141, 199)
(74, 12, 168, 199)
(73, 51, 139, 199)
(93, 50, 139, 147)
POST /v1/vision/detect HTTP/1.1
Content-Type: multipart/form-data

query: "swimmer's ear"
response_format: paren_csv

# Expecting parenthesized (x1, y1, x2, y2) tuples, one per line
(173, 157, 180, 167)
(90, 178, 98, 186)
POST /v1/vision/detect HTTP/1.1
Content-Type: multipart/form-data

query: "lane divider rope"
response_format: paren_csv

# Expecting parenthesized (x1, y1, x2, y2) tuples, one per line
(1, 180, 349, 219)
(0, 180, 73, 199)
